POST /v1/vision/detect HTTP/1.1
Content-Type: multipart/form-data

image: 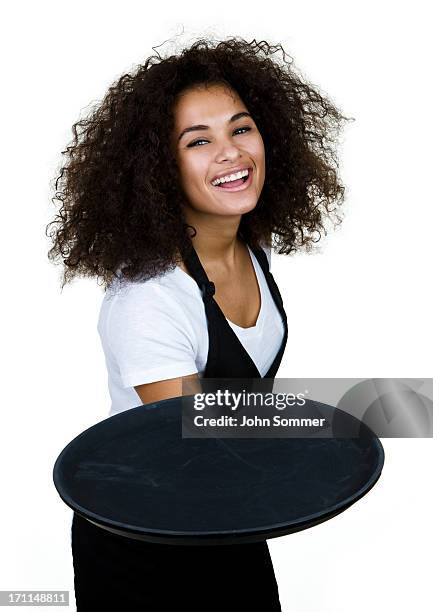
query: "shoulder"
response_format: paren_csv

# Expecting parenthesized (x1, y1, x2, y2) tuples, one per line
(261, 243, 272, 268)
(249, 240, 272, 271)
(98, 266, 204, 350)
(100, 270, 196, 330)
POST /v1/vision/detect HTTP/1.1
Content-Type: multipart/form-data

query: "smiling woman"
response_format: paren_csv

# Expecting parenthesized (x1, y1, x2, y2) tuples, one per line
(46, 36, 349, 611)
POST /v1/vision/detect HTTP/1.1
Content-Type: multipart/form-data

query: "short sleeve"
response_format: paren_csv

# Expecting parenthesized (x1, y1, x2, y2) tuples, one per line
(103, 283, 199, 387)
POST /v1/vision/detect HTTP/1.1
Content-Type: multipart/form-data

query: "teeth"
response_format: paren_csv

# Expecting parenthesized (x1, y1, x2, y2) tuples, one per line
(211, 168, 249, 186)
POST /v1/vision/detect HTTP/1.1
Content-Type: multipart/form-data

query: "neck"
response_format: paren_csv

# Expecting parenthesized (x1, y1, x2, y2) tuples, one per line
(184, 209, 244, 270)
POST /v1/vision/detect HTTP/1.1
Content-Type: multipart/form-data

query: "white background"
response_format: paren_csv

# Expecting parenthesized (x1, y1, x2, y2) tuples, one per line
(1, 1, 432, 610)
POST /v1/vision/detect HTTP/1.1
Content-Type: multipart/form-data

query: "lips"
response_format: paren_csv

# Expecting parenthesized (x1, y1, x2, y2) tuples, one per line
(211, 167, 253, 192)
(210, 166, 252, 184)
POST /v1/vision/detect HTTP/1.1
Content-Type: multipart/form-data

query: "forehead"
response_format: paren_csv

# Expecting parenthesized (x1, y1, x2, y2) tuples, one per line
(173, 84, 246, 125)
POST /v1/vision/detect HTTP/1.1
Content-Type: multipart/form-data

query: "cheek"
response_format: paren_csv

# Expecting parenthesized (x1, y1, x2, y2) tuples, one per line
(248, 136, 265, 165)
(252, 143, 265, 170)
(256, 137, 266, 162)
(252, 142, 266, 189)
(178, 156, 208, 189)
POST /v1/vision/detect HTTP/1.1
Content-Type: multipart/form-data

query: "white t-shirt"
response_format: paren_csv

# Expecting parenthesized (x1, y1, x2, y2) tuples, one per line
(97, 245, 285, 416)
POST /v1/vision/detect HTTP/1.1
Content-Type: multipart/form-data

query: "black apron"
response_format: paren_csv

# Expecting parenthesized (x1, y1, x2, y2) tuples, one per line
(71, 241, 288, 611)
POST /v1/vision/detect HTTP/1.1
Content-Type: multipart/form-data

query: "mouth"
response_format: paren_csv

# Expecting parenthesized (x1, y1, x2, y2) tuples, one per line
(210, 167, 253, 192)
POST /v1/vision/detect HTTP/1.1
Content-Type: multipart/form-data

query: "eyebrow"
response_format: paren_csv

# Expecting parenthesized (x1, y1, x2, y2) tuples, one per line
(177, 111, 252, 142)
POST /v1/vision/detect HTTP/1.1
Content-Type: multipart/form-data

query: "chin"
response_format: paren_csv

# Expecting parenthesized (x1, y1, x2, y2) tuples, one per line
(207, 201, 256, 217)
(185, 191, 259, 217)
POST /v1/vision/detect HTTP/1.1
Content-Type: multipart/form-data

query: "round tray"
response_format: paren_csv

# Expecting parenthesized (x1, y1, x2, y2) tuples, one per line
(53, 397, 384, 545)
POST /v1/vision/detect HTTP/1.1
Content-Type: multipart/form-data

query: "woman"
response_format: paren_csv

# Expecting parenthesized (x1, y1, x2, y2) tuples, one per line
(47, 37, 348, 610)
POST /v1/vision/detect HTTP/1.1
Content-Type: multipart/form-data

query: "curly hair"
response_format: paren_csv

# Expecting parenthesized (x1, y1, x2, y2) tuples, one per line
(46, 36, 351, 291)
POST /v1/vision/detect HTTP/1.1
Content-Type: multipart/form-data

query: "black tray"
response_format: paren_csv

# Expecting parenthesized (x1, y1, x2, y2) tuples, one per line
(53, 397, 384, 545)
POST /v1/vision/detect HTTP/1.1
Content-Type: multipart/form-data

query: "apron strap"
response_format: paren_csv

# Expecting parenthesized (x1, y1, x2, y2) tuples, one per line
(183, 244, 215, 301)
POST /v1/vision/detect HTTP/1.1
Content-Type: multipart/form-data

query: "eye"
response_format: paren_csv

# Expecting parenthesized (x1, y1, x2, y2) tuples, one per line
(187, 138, 208, 148)
(187, 126, 252, 148)
(234, 126, 252, 136)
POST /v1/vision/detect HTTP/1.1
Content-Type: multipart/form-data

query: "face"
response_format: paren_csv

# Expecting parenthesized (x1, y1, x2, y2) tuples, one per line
(171, 83, 265, 219)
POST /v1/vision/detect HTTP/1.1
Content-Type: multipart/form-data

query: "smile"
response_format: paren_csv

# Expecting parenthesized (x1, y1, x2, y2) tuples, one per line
(211, 168, 253, 192)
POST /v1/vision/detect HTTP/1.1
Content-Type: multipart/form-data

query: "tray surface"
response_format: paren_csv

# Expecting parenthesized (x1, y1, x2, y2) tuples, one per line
(54, 397, 384, 544)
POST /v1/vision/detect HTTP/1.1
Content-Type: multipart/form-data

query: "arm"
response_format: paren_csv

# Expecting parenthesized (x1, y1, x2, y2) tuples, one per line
(104, 282, 202, 407)
(134, 372, 202, 405)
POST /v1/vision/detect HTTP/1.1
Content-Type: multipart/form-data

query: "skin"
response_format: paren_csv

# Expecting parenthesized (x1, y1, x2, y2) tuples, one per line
(135, 83, 267, 405)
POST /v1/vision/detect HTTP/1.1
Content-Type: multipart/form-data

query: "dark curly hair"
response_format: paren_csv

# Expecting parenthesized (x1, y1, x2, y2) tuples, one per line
(46, 36, 351, 291)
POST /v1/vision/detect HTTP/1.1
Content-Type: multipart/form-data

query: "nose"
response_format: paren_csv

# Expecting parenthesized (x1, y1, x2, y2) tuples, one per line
(214, 139, 243, 163)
